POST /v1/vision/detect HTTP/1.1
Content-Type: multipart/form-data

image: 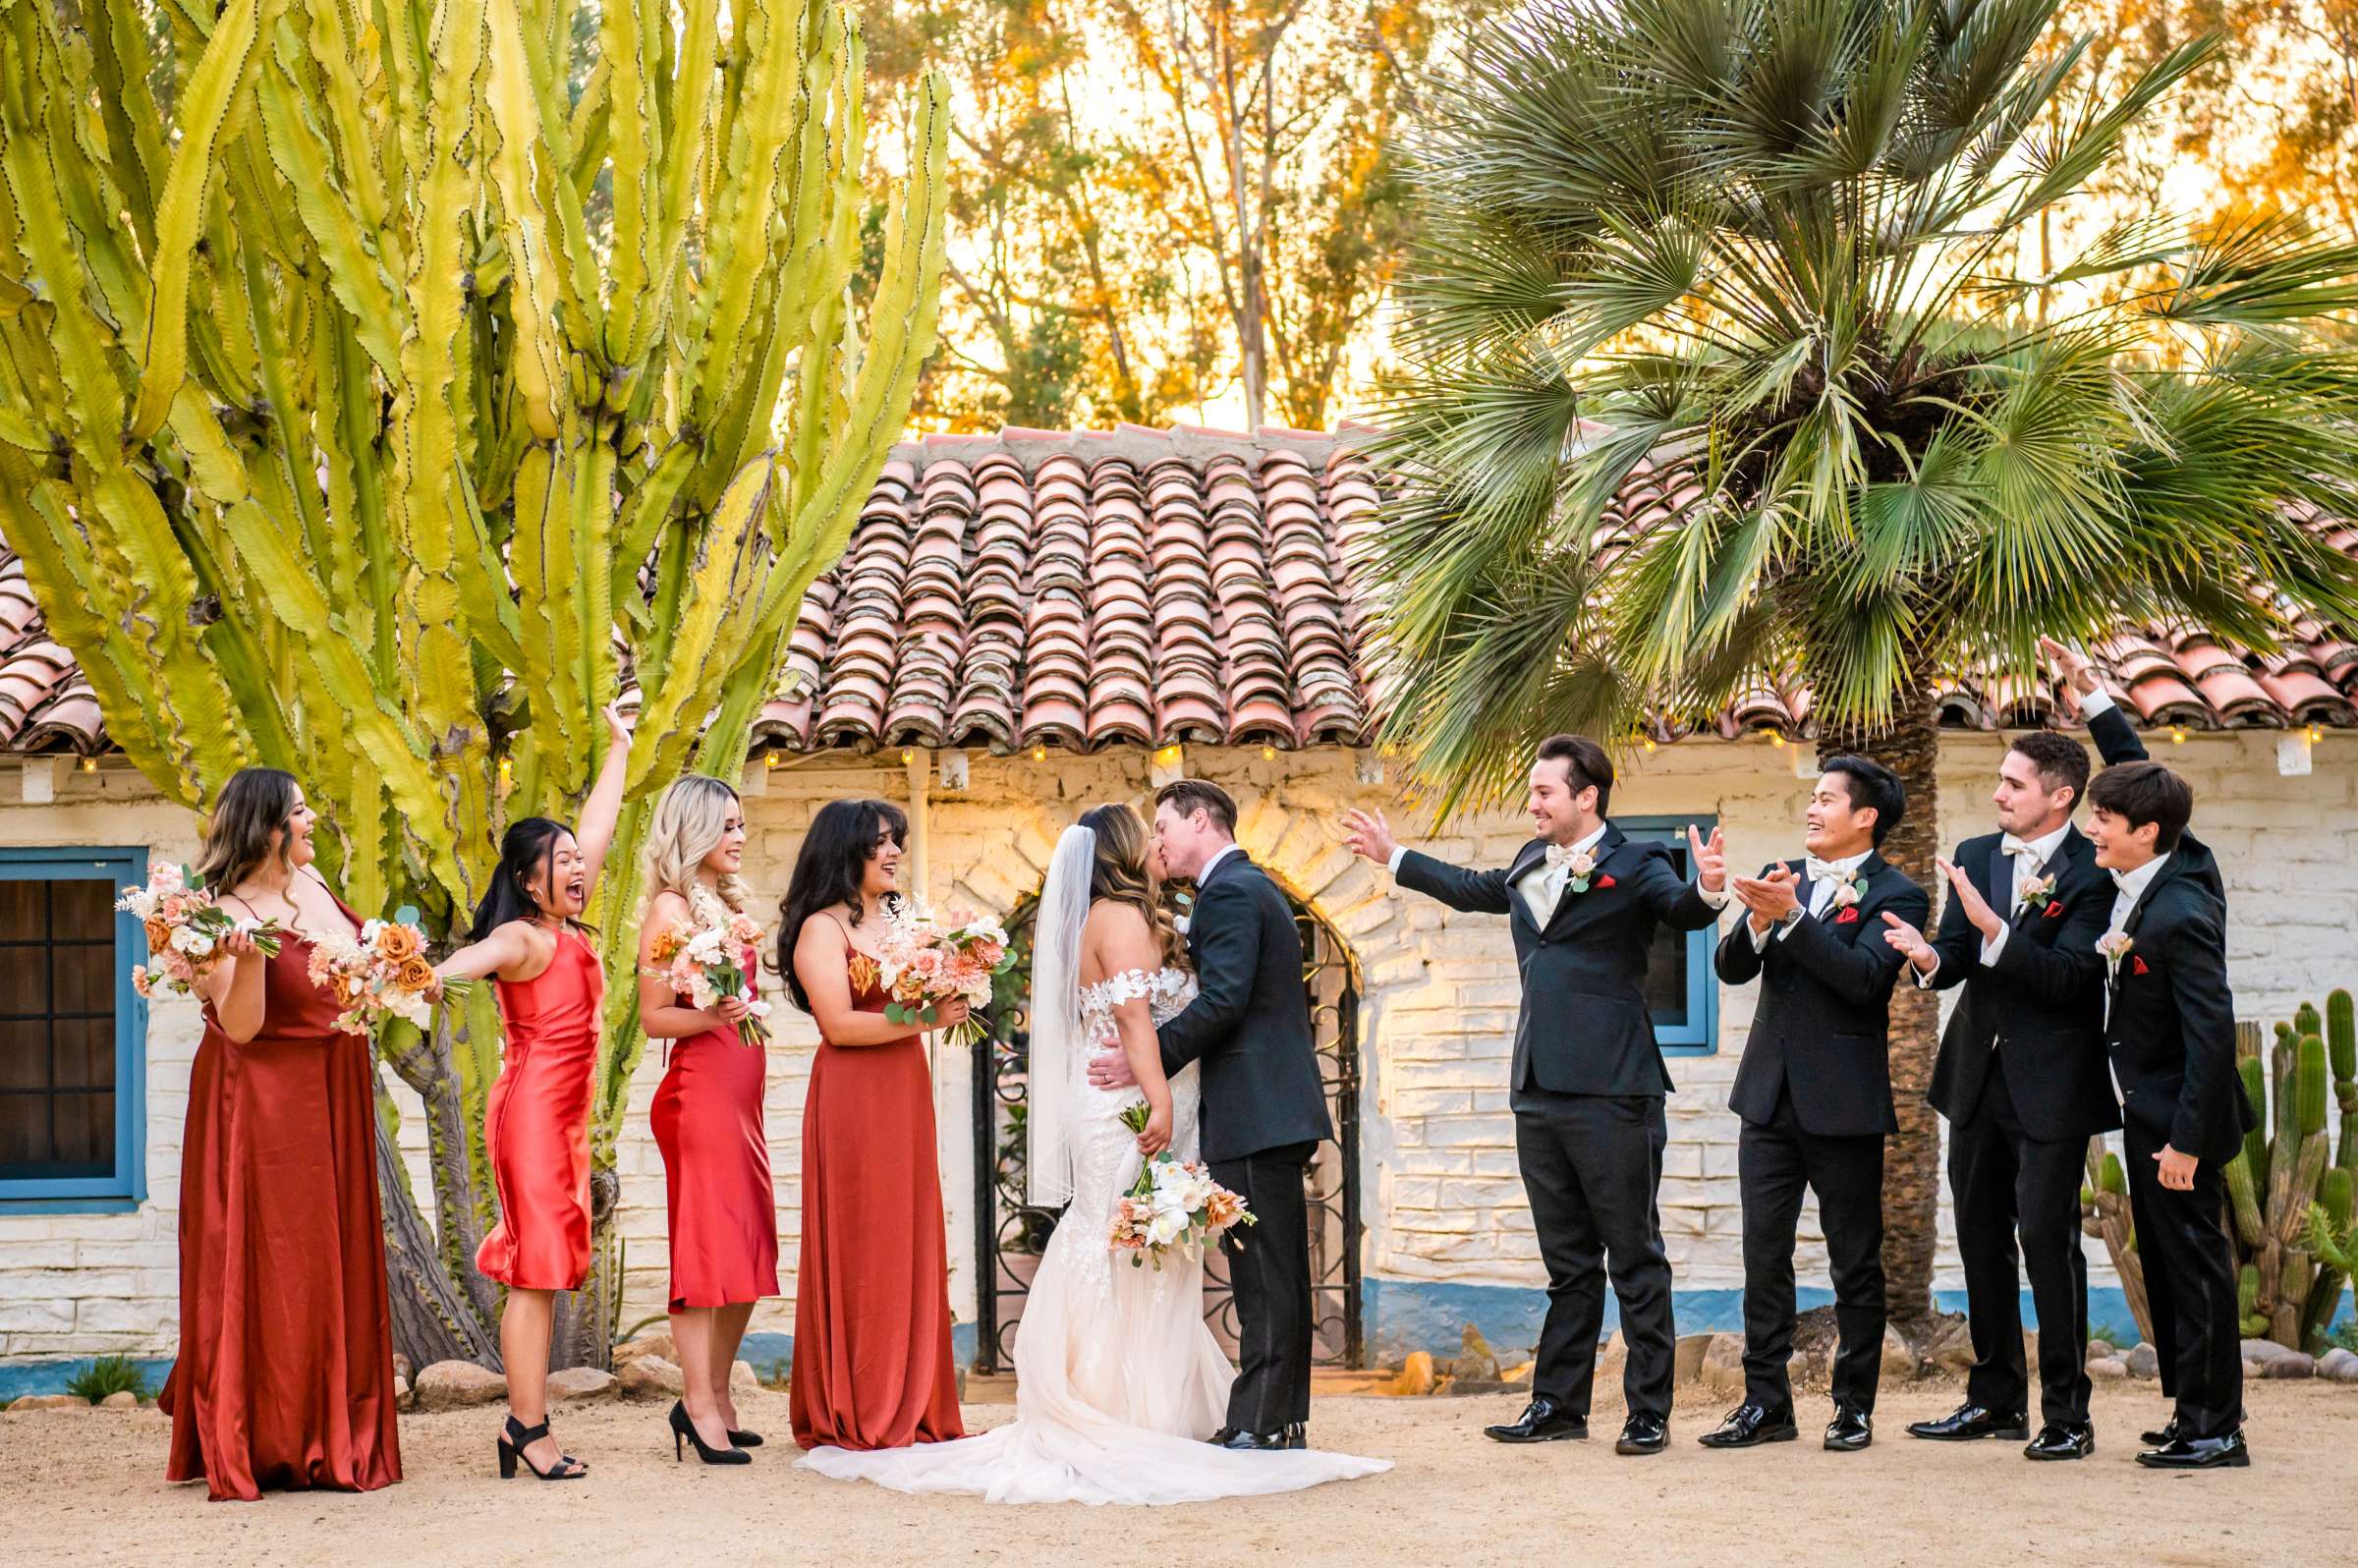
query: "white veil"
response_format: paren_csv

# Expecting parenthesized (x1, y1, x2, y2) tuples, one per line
(1025, 823, 1096, 1207)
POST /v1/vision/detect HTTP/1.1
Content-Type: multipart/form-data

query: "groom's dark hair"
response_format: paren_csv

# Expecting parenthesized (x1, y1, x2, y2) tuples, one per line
(1535, 734, 1613, 814)
(1155, 778, 1238, 837)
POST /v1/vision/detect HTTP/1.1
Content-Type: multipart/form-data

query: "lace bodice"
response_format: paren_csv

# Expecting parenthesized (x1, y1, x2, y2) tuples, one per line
(1078, 966, 1197, 1045)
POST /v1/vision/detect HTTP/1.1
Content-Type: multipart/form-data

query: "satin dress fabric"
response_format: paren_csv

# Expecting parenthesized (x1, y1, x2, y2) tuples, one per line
(789, 952, 966, 1451)
(162, 901, 404, 1501)
(650, 942, 780, 1310)
(476, 927, 605, 1290)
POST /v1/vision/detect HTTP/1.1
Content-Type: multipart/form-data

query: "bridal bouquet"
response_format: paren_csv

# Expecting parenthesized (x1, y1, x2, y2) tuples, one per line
(120, 863, 284, 998)
(874, 903, 1013, 1048)
(1106, 1103, 1256, 1269)
(647, 891, 771, 1045)
(306, 909, 469, 1035)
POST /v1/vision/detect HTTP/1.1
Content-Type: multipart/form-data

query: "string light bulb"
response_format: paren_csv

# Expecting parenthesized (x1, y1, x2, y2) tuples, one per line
(2309, 725, 2324, 744)
(1033, 745, 1048, 763)
(763, 751, 781, 769)
(79, 756, 97, 773)
(2169, 726, 2187, 745)
(900, 749, 915, 765)
(1642, 737, 1657, 753)
(1767, 730, 1785, 749)
(1261, 745, 1278, 761)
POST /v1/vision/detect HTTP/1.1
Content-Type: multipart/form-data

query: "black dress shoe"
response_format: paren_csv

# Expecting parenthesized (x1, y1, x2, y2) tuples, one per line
(1697, 1402, 1799, 1449)
(1211, 1428, 1291, 1452)
(1615, 1413, 1668, 1455)
(1483, 1397, 1589, 1443)
(1906, 1401, 2030, 1442)
(1206, 1427, 1238, 1447)
(2140, 1416, 2178, 1447)
(2136, 1430, 2249, 1470)
(1824, 1404, 1873, 1452)
(2024, 1422, 2094, 1461)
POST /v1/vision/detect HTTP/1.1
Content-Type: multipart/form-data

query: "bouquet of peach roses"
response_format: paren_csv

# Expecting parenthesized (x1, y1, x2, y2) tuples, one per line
(306, 908, 469, 1035)
(1105, 1103, 1255, 1269)
(873, 904, 1013, 1049)
(119, 863, 284, 998)
(646, 887, 771, 1045)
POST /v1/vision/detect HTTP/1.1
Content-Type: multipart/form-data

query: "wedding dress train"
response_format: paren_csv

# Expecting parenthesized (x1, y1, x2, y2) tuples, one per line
(798, 964, 1389, 1504)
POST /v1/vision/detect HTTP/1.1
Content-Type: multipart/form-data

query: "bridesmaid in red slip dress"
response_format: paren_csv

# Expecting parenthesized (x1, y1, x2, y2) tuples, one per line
(434, 705, 632, 1483)
(639, 775, 776, 1466)
(780, 799, 968, 1453)
(163, 767, 402, 1501)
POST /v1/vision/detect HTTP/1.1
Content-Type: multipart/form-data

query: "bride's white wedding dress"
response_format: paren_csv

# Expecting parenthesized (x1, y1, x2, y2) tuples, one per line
(798, 962, 1389, 1504)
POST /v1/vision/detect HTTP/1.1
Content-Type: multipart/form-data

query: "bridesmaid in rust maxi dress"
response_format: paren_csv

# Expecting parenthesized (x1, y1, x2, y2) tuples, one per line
(164, 767, 402, 1501)
(639, 775, 776, 1466)
(434, 705, 632, 1483)
(780, 799, 968, 1453)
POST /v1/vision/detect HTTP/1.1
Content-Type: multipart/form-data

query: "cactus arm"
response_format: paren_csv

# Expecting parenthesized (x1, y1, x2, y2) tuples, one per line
(624, 457, 775, 790)
(2224, 1152, 2267, 1249)
(595, 0, 657, 364)
(479, 0, 562, 441)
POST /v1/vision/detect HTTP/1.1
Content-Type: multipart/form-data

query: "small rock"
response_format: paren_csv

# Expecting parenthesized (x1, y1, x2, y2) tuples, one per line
(1880, 1325, 1921, 1383)
(392, 1353, 415, 1385)
(414, 1360, 509, 1411)
(99, 1390, 139, 1409)
(546, 1367, 618, 1404)
(1672, 1332, 1714, 1383)
(1440, 1376, 1509, 1398)
(613, 1330, 676, 1368)
(1448, 1323, 1501, 1386)
(2317, 1347, 2358, 1381)
(1701, 1332, 1747, 1393)
(1382, 1351, 1435, 1397)
(618, 1356, 685, 1401)
(2263, 1352, 2316, 1379)
(2243, 1359, 2265, 1377)
(2087, 1356, 2128, 1380)
(2241, 1337, 2299, 1366)
(2124, 1342, 2161, 1380)
(7, 1394, 88, 1411)
(1501, 1359, 1535, 1386)
(393, 1375, 413, 1411)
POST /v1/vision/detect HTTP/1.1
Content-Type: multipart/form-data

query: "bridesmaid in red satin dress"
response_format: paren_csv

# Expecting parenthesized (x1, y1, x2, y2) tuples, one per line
(638, 775, 777, 1465)
(434, 705, 632, 1482)
(781, 799, 968, 1452)
(162, 767, 402, 1501)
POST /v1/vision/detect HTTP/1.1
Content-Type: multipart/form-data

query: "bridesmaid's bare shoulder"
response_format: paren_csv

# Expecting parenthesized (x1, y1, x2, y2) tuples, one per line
(491, 918, 560, 983)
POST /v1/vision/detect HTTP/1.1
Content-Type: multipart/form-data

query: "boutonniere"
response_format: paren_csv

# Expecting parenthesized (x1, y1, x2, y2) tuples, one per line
(1563, 847, 1600, 894)
(1828, 872, 1867, 910)
(1169, 888, 1195, 937)
(2098, 932, 2134, 980)
(2018, 873, 2057, 913)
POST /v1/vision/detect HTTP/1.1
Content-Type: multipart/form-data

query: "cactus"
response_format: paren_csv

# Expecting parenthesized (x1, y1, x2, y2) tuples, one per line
(2329, 989, 2357, 1174)
(2239, 1055, 2271, 1187)
(2296, 1001, 2324, 1040)
(2296, 1035, 2329, 1136)
(2101, 1151, 2127, 1196)
(2223, 1147, 2267, 1248)
(0, 1, 950, 1372)
(2238, 1263, 2264, 1336)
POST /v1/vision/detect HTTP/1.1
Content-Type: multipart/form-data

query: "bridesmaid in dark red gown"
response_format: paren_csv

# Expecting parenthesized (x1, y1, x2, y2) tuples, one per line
(780, 799, 967, 1452)
(434, 705, 632, 1482)
(639, 775, 777, 1464)
(162, 767, 402, 1501)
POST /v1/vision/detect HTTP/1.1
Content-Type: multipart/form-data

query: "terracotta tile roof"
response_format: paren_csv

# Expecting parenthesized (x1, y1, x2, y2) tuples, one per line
(2, 424, 2354, 757)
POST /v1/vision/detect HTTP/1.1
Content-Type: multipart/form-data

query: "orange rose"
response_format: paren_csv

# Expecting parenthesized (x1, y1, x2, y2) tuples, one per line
(374, 923, 422, 962)
(649, 927, 683, 963)
(395, 955, 436, 993)
(143, 917, 172, 949)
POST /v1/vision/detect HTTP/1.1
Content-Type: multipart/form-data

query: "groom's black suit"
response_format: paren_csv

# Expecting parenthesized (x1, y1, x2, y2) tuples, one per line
(1158, 847, 1332, 1436)
(1393, 824, 1721, 1423)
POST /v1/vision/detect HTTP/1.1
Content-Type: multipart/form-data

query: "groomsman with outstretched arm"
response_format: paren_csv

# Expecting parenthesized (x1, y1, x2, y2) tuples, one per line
(2042, 636, 2225, 904)
(1704, 756, 1929, 1455)
(1342, 735, 1728, 1457)
(2083, 759, 2259, 1470)
(1880, 729, 2117, 1460)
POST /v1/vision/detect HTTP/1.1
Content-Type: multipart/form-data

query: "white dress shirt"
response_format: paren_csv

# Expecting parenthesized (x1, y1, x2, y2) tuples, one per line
(2100, 852, 2170, 1038)
(1916, 818, 2075, 985)
(1199, 842, 1243, 886)
(1385, 822, 1728, 922)
(1751, 848, 1873, 949)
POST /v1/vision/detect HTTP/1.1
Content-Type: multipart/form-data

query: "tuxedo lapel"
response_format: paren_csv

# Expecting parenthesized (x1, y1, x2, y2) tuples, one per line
(1985, 839, 2012, 921)
(1541, 824, 1627, 933)
(1505, 841, 1548, 935)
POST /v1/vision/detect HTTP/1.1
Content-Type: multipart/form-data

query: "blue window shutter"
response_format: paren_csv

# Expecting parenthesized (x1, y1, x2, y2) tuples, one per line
(1615, 816, 1719, 1056)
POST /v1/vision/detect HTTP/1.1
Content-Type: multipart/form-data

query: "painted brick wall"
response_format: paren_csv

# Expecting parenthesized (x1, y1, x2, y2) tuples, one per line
(4, 732, 2353, 1361)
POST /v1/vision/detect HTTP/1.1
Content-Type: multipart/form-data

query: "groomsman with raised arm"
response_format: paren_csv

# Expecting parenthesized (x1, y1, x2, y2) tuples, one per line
(2041, 636, 2225, 905)
(1703, 756, 1929, 1455)
(2083, 760, 2258, 1469)
(1879, 730, 2116, 1460)
(1342, 734, 1728, 1457)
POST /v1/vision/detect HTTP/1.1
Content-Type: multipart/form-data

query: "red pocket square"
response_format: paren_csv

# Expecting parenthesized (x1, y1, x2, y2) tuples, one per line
(2044, 901, 2065, 920)
(2132, 956, 2151, 977)
(1834, 908, 1861, 925)
(1597, 875, 1616, 889)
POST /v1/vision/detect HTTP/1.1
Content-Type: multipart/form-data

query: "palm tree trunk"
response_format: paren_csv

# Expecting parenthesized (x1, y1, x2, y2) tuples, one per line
(1820, 682, 1942, 1328)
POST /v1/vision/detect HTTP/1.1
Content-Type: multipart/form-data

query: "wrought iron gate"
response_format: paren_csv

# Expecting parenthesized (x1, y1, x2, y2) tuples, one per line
(972, 891, 1364, 1373)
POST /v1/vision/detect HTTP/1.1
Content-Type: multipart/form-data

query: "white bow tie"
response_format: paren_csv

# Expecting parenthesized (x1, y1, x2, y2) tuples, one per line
(1544, 842, 1587, 868)
(1804, 857, 1850, 883)
(2000, 835, 2038, 863)
(2110, 868, 2137, 891)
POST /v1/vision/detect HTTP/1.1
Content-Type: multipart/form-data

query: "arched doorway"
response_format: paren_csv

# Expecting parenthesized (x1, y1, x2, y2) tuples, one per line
(972, 887, 1365, 1372)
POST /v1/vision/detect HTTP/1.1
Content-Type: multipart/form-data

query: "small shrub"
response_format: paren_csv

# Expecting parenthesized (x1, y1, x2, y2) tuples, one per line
(2325, 1316, 2358, 1355)
(65, 1355, 149, 1404)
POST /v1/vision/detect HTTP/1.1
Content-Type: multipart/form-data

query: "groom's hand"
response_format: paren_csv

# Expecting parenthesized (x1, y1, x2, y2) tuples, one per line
(1086, 1048, 1138, 1091)
(1341, 808, 1397, 865)
(1688, 824, 1727, 893)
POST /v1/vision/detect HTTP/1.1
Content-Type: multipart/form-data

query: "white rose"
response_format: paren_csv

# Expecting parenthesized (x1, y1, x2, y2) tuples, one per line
(1147, 1208, 1190, 1248)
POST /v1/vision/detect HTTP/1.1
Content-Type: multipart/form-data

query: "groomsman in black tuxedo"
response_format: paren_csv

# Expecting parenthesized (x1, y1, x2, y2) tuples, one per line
(1879, 729, 2117, 1460)
(1703, 756, 1929, 1455)
(2084, 761, 2258, 1470)
(2042, 636, 2225, 905)
(1343, 735, 1728, 1457)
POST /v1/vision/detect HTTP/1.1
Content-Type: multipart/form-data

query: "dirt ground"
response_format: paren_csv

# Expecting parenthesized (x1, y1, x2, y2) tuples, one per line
(9, 1377, 2349, 1567)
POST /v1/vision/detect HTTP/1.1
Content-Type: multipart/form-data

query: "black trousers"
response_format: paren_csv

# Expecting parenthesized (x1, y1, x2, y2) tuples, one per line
(1738, 1090, 1886, 1412)
(1209, 1141, 1317, 1433)
(1514, 1091, 1675, 1419)
(1948, 1051, 2093, 1424)
(2122, 1119, 2243, 1438)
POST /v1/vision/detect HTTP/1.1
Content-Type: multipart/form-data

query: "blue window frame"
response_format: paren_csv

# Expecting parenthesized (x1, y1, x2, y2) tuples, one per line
(0, 847, 148, 1211)
(1619, 815, 1719, 1054)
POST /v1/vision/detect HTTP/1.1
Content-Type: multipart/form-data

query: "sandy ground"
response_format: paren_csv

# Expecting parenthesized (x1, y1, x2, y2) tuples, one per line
(9, 1377, 2350, 1568)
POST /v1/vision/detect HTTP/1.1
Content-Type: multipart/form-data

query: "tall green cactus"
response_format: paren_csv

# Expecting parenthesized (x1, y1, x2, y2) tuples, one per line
(0, 0, 949, 1370)
(2330, 988, 2356, 1173)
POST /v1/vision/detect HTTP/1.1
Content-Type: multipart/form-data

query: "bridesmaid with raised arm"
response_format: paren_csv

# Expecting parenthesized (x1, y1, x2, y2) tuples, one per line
(639, 775, 775, 1467)
(162, 768, 403, 1501)
(782, 799, 968, 1452)
(434, 705, 632, 1483)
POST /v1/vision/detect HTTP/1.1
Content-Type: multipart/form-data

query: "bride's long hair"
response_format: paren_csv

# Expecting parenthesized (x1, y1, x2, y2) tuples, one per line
(1077, 803, 1188, 974)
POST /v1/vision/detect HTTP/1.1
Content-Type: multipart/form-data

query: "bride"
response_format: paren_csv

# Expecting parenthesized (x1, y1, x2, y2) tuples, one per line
(798, 804, 1388, 1504)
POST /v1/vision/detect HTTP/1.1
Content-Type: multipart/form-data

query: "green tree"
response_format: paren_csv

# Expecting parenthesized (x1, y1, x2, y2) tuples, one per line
(1370, 0, 2358, 1326)
(0, 0, 946, 1368)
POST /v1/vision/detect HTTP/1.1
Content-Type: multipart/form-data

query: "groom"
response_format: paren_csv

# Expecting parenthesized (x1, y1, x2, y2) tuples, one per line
(1088, 779, 1333, 1451)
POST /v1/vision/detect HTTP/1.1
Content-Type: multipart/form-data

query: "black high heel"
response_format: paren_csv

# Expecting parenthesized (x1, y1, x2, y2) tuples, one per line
(670, 1400, 752, 1465)
(727, 1428, 763, 1448)
(496, 1415, 588, 1481)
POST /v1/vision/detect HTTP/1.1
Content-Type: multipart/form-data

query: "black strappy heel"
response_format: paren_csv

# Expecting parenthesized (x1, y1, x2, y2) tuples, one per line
(670, 1400, 752, 1465)
(496, 1414, 589, 1481)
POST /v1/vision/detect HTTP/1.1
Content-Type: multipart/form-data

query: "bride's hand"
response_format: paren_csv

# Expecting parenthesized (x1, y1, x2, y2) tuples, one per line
(1136, 1100, 1172, 1158)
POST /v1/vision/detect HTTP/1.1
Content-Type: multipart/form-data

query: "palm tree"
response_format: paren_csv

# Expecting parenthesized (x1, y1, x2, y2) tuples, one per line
(1368, 0, 2358, 1329)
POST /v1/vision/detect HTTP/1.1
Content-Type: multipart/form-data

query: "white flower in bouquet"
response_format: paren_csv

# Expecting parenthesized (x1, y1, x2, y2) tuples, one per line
(1147, 1206, 1191, 1248)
